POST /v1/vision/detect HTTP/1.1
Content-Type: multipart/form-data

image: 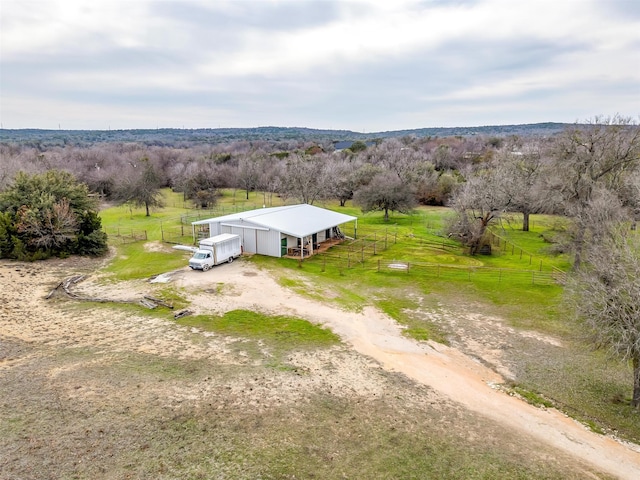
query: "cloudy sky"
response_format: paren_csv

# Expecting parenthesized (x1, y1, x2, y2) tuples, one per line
(1, 0, 639, 131)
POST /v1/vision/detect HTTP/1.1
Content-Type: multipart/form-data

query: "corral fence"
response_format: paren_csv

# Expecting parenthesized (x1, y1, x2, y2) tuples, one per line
(303, 255, 566, 286)
(106, 228, 147, 244)
(312, 227, 465, 269)
(299, 227, 567, 286)
(160, 224, 195, 245)
(486, 230, 544, 267)
(375, 260, 567, 286)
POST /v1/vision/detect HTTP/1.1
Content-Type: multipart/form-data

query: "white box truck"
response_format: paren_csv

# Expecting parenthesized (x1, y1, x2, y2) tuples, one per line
(188, 234, 242, 271)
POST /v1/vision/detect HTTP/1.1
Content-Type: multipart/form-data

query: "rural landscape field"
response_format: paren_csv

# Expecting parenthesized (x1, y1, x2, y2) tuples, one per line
(1, 121, 640, 479)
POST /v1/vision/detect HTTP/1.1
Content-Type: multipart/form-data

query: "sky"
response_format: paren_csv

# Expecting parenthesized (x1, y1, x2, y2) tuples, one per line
(1, 0, 639, 132)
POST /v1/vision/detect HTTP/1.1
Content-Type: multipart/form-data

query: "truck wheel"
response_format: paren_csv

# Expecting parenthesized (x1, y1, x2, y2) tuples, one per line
(228, 256, 234, 264)
(202, 264, 210, 271)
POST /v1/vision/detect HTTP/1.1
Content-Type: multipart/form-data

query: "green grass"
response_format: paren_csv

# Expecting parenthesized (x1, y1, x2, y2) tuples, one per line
(97, 194, 640, 444)
(102, 241, 188, 280)
(175, 309, 340, 367)
(509, 385, 554, 409)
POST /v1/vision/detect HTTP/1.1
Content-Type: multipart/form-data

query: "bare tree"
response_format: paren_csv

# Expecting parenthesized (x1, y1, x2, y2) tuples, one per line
(567, 231, 640, 407)
(323, 157, 365, 207)
(237, 152, 262, 200)
(281, 154, 329, 205)
(115, 158, 164, 216)
(256, 158, 283, 207)
(493, 142, 553, 231)
(447, 167, 511, 254)
(550, 116, 640, 269)
(353, 171, 416, 221)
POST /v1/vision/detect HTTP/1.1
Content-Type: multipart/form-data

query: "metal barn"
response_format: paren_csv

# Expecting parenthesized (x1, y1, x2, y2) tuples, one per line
(191, 204, 357, 259)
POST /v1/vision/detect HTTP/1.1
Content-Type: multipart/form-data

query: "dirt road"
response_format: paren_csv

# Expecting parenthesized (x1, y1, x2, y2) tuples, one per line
(2, 256, 640, 478)
(173, 260, 640, 480)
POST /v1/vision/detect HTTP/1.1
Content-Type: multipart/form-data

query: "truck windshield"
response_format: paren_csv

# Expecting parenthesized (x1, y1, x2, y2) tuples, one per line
(193, 252, 208, 259)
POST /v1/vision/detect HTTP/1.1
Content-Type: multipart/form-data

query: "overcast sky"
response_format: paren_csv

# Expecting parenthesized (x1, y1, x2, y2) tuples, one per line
(1, 0, 639, 131)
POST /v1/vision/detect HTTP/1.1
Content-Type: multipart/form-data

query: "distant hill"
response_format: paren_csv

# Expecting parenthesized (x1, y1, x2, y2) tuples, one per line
(0, 123, 570, 147)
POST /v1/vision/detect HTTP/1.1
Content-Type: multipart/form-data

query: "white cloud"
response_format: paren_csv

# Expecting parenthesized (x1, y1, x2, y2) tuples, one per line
(1, 0, 638, 130)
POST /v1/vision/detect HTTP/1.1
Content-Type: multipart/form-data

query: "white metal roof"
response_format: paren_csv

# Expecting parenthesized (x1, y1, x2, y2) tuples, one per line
(192, 204, 356, 238)
(199, 233, 240, 244)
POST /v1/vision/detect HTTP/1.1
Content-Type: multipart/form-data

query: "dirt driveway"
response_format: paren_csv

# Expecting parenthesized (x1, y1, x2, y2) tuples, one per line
(174, 260, 640, 479)
(1, 256, 640, 478)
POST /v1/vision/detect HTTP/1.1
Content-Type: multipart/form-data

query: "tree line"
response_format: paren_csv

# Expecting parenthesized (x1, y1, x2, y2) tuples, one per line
(1, 115, 639, 406)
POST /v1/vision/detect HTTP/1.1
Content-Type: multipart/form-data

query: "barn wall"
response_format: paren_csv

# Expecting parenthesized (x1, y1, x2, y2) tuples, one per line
(195, 217, 352, 257)
(208, 222, 221, 236)
(257, 228, 281, 257)
(216, 220, 280, 256)
(219, 223, 256, 253)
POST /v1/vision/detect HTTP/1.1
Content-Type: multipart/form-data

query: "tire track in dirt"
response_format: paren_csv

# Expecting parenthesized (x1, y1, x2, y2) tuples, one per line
(3, 258, 640, 478)
(175, 261, 640, 480)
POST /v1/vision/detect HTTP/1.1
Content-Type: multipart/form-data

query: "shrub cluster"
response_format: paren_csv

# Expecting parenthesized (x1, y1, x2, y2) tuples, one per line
(0, 170, 108, 260)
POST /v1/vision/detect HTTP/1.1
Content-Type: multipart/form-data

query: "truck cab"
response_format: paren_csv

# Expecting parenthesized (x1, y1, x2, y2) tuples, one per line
(189, 250, 216, 271)
(186, 233, 242, 271)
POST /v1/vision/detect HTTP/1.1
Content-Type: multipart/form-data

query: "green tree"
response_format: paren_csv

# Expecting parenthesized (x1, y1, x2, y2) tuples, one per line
(348, 140, 368, 153)
(0, 170, 107, 259)
(0, 212, 14, 257)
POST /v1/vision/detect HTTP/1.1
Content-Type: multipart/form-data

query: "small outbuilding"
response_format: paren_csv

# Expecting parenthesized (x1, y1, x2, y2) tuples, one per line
(191, 204, 357, 259)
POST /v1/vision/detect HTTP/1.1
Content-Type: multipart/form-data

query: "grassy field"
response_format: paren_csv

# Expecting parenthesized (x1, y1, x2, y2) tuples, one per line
(97, 190, 640, 445)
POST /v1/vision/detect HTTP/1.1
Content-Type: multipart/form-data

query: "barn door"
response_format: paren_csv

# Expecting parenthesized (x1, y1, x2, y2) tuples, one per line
(281, 237, 287, 256)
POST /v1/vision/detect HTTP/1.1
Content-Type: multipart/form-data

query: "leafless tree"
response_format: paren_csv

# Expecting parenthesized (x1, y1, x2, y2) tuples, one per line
(567, 230, 640, 407)
(447, 166, 511, 254)
(493, 141, 554, 231)
(281, 153, 329, 205)
(114, 158, 165, 216)
(236, 152, 263, 200)
(256, 159, 283, 207)
(323, 157, 363, 207)
(550, 115, 640, 269)
(353, 171, 417, 221)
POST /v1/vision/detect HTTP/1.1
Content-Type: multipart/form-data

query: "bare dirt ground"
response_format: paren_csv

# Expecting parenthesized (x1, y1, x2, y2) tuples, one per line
(1, 254, 640, 479)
